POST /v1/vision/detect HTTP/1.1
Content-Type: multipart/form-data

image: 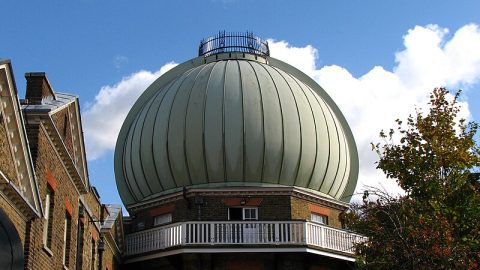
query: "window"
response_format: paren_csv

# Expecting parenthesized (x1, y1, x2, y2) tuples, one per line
(62, 114, 69, 138)
(63, 212, 72, 267)
(228, 208, 258, 221)
(43, 188, 54, 248)
(153, 213, 172, 226)
(243, 208, 258, 221)
(76, 210, 85, 270)
(136, 221, 145, 231)
(311, 213, 328, 225)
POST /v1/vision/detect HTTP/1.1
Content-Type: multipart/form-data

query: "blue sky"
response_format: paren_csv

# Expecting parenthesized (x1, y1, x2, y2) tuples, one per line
(2, 0, 480, 207)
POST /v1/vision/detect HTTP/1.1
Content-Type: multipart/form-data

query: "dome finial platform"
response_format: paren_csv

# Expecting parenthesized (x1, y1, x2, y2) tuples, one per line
(198, 31, 270, 57)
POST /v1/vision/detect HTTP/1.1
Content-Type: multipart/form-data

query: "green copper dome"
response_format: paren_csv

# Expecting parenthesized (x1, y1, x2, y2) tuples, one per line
(115, 51, 358, 207)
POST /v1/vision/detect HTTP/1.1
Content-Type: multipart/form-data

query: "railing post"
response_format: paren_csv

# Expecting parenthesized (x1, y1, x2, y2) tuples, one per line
(304, 222, 309, 245)
(181, 223, 187, 245)
(165, 227, 170, 248)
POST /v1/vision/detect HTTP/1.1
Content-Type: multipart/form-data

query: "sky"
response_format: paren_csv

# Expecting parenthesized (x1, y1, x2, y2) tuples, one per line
(2, 0, 480, 208)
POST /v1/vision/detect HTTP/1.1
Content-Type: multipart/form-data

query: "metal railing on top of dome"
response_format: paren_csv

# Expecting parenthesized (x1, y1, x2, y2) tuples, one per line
(198, 31, 270, 57)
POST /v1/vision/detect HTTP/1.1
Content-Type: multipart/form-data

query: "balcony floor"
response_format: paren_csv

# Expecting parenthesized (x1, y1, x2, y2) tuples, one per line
(123, 251, 356, 270)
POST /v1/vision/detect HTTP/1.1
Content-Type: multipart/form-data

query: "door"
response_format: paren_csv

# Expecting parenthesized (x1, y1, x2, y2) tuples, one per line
(228, 207, 259, 243)
(242, 208, 258, 243)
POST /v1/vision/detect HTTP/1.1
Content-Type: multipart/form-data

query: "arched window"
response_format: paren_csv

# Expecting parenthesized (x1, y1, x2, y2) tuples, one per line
(0, 208, 24, 270)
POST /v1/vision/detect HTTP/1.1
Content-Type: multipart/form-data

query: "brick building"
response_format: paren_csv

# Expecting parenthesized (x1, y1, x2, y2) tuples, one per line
(0, 60, 123, 270)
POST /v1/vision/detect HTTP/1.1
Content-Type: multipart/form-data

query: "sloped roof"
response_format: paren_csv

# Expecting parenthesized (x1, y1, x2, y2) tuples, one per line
(102, 204, 122, 229)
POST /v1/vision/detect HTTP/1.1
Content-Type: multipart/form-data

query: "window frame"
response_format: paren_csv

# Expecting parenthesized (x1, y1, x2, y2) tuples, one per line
(310, 213, 328, 225)
(63, 211, 72, 268)
(43, 187, 54, 248)
(153, 213, 173, 226)
(243, 208, 258, 221)
(75, 207, 85, 270)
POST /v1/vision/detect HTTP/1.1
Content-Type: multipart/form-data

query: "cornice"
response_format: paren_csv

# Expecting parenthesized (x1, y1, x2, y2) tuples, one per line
(127, 186, 348, 214)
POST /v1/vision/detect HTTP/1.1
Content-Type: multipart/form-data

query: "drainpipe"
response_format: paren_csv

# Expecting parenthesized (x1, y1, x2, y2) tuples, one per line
(97, 205, 106, 270)
(194, 196, 204, 221)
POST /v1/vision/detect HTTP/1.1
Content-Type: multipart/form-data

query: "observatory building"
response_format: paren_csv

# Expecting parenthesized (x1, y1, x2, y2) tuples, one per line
(116, 32, 363, 270)
(0, 32, 363, 270)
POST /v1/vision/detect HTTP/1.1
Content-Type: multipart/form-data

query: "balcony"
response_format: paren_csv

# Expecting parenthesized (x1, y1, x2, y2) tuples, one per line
(124, 221, 365, 260)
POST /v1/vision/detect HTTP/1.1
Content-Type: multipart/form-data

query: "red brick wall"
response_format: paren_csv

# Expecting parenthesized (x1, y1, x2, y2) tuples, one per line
(133, 192, 350, 232)
(25, 75, 54, 104)
(20, 124, 110, 270)
(102, 236, 121, 270)
(84, 191, 102, 221)
(133, 195, 290, 230)
(132, 192, 346, 230)
(290, 196, 344, 228)
(24, 127, 79, 269)
(133, 194, 293, 231)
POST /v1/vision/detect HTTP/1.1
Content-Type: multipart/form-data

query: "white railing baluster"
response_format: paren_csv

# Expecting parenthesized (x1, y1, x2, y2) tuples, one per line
(210, 223, 214, 243)
(219, 223, 223, 243)
(234, 223, 238, 243)
(289, 223, 293, 243)
(193, 223, 196, 244)
(173, 225, 177, 246)
(321, 225, 326, 248)
(201, 223, 206, 243)
(279, 223, 283, 243)
(227, 223, 231, 243)
(274, 223, 279, 243)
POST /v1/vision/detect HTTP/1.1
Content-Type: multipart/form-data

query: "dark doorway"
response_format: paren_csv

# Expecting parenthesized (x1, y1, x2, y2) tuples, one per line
(229, 208, 243, 221)
(0, 208, 24, 270)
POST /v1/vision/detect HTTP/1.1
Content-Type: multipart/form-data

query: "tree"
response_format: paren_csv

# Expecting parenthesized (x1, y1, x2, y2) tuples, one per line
(344, 88, 480, 269)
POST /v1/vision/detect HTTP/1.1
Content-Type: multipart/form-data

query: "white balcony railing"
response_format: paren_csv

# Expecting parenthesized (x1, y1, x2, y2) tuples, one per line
(124, 221, 365, 257)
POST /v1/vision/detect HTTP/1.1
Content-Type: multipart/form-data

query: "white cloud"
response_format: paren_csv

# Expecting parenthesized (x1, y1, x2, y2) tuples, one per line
(270, 24, 480, 197)
(82, 62, 177, 160)
(267, 39, 319, 76)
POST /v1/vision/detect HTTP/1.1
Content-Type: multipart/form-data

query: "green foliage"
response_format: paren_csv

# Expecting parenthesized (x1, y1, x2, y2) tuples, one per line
(344, 88, 480, 269)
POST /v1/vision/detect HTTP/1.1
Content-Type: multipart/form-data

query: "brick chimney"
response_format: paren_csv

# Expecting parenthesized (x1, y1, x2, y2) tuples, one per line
(24, 72, 56, 104)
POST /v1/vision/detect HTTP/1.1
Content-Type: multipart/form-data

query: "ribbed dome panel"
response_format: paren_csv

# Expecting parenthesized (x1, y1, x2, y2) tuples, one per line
(115, 55, 358, 206)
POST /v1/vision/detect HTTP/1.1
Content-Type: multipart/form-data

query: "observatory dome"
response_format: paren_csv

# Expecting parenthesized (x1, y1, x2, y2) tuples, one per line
(115, 33, 358, 206)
